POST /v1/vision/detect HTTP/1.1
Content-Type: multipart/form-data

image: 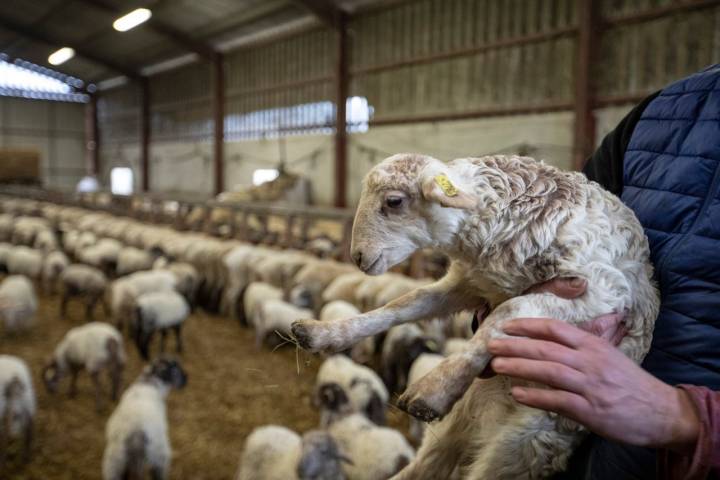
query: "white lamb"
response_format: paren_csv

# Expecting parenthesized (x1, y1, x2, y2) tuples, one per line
(7, 246, 43, 280)
(133, 290, 189, 360)
(102, 358, 187, 480)
(42, 250, 70, 294)
(292, 153, 659, 479)
(0, 355, 35, 464)
(60, 264, 109, 320)
(236, 425, 350, 480)
(321, 272, 367, 306)
(241, 281, 283, 327)
(315, 355, 388, 427)
(111, 270, 177, 332)
(42, 322, 126, 411)
(328, 414, 415, 480)
(116, 246, 156, 276)
(253, 298, 312, 348)
(0, 275, 37, 333)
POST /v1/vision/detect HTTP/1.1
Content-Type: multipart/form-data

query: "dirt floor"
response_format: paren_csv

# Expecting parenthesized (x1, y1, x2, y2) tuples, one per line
(1, 287, 410, 479)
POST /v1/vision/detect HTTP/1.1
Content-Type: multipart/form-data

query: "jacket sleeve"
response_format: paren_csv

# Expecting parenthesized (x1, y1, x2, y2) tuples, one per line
(582, 91, 660, 195)
(658, 385, 720, 480)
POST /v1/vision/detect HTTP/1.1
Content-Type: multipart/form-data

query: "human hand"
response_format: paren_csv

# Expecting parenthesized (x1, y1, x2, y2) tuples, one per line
(487, 318, 700, 452)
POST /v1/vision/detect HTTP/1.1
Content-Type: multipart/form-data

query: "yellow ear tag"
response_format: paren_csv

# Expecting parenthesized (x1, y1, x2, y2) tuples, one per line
(434, 174, 458, 197)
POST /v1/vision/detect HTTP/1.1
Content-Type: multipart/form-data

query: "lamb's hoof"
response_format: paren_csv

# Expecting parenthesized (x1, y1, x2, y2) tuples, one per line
(397, 395, 442, 422)
(291, 320, 320, 352)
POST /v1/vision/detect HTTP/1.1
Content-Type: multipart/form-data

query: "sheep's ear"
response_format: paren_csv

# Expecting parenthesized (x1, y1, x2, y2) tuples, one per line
(420, 172, 476, 209)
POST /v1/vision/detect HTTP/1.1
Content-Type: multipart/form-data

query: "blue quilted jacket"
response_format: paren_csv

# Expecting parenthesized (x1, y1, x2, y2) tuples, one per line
(560, 65, 720, 479)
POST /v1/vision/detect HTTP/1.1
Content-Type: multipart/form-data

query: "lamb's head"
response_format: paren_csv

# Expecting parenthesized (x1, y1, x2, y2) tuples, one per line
(144, 357, 188, 391)
(351, 153, 476, 275)
(297, 430, 350, 480)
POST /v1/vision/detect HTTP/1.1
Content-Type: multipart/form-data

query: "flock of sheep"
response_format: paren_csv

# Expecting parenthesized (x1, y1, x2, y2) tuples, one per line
(0, 195, 472, 480)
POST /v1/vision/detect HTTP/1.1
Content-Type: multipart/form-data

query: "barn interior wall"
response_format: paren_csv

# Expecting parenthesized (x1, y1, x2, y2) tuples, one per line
(91, 0, 720, 206)
(0, 96, 86, 189)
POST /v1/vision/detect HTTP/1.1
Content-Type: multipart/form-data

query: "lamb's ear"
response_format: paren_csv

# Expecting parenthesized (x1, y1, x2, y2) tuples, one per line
(420, 171, 476, 209)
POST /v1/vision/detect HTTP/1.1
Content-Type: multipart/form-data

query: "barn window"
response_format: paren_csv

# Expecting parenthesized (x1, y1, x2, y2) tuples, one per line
(252, 168, 279, 186)
(110, 167, 134, 195)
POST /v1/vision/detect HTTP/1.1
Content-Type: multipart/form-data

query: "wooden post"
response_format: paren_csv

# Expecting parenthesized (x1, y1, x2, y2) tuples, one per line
(213, 55, 225, 196)
(334, 14, 349, 208)
(573, 0, 598, 170)
(140, 77, 151, 192)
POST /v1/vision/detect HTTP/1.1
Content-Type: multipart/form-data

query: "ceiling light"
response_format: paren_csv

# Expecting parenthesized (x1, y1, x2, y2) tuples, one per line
(113, 8, 152, 32)
(48, 47, 75, 66)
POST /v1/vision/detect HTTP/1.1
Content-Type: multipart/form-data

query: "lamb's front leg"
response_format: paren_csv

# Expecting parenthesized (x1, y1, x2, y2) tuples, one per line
(292, 275, 478, 353)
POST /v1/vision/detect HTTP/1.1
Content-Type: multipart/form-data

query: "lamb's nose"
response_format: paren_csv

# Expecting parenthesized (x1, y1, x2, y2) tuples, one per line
(352, 251, 363, 267)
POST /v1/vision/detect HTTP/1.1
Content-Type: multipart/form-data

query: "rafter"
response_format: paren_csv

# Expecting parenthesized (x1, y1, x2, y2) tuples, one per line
(0, 14, 141, 80)
(75, 0, 218, 61)
(291, 0, 345, 30)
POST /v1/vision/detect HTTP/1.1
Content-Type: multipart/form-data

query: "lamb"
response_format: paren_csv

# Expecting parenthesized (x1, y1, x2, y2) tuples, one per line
(241, 281, 283, 327)
(321, 272, 367, 306)
(292, 153, 659, 479)
(253, 298, 312, 348)
(0, 355, 35, 464)
(42, 250, 70, 294)
(116, 246, 157, 276)
(236, 425, 349, 480)
(315, 355, 388, 427)
(288, 260, 355, 313)
(42, 322, 126, 411)
(7, 246, 43, 280)
(60, 264, 109, 320)
(158, 262, 199, 309)
(34, 228, 58, 252)
(328, 414, 414, 480)
(0, 275, 37, 333)
(102, 357, 187, 480)
(133, 290, 189, 360)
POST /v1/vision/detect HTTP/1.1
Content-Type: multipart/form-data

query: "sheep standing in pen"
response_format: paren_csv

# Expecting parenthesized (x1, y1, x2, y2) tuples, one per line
(7, 246, 43, 280)
(0, 275, 37, 334)
(132, 290, 189, 360)
(328, 414, 415, 480)
(292, 153, 660, 479)
(42, 250, 70, 294)
(0, 355, 35, 464)
(59, 264, 109, 320)
(315, 354, 388, 427)
(102, 357, 187, 480)
(110, 269, 177, 333)
(241, 281, 283, 327)
(236, 425, 350, 480)
(253, 299, 312, 348)
(42, 322, 126, 411)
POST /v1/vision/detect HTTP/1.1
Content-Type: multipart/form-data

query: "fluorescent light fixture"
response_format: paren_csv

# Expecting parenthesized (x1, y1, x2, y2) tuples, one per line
(113, 8, 152, 32)
(48, 47, 75, 66)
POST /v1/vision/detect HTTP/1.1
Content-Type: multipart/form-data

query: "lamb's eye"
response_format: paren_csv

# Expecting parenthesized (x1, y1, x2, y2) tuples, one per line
(385, 196, 404, 209)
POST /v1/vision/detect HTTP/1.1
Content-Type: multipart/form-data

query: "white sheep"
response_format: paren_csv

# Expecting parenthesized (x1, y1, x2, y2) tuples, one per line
(133, 291, 189, 360)
(241, 281, 283, 327)
(42, 250, 70, 294)
(253, 298, 312, 348)
(42, 322, 126, 411)
(60, 264, 109, 320)
(7, 246, 43, 280)
(33, 228, 58, 252)
(0, 355, 35, 464)
(315, 355, 388, 427)
(236, 425, 349, 480)
(321, 272, 367, 306)
(116, 246, 157, 276)
(328, 413, 415, 480)
(102, 358, 187, 480)
(110, 270, 177, 332)
(292, 153, 659, 479)
(0, 275, 37, 333)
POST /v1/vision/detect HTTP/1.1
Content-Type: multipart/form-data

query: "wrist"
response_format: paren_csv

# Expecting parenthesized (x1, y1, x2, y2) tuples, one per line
(659, 387, 701, 453)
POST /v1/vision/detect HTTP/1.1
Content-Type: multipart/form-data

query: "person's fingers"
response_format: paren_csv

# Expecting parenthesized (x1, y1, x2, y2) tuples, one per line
(502, 318, 592, 349)
(524, 277, 587, 299)
(577, 312, 627, 346)
(511, 386, 590, 420)
(491, 357, 586, 394)
(487, 338, 583, 370)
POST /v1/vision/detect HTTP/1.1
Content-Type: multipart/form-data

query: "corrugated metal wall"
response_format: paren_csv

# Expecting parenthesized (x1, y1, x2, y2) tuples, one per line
(97, 84, 141, 145)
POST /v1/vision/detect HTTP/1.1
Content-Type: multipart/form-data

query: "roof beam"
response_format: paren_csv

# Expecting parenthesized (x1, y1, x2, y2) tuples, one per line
(74, 0, 218, 60)
(0, 14, 142, 80)
(291, 0, 346, 30)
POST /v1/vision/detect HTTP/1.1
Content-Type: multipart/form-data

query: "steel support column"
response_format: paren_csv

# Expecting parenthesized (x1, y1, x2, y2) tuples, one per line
(334, 14, 349, 208)
(213, 55, 225, 196)
(140, 78, 150, 192)
(85, 94, 100, 176)
(572, 0, 598, 170)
